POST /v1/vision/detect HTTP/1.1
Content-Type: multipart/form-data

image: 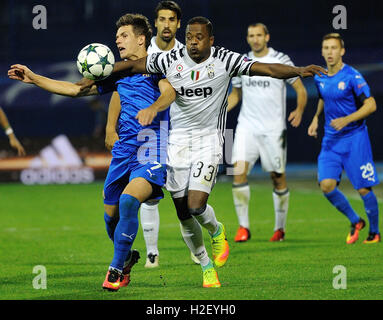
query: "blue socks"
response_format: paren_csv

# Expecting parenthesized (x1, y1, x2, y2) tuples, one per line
(325, 188, 380, 234)
(110, 194, 141, 271)
(104, 213, 118, 242)
(361, 191, 380, 234)
(324, 188, 360, 224)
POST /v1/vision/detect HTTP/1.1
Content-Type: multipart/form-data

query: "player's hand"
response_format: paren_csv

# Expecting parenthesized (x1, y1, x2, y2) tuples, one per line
(135, 106, 158, 126)
(288, 109, 303, 127)
(8, 64, 36, 84)
(308, 118, 318, 138)
(298, 65, 327, 78)
(105, 130, 119, 151)
(330, 117, 349, 131)
(8, 134, 26, 156)
(76, 77, 95, 90)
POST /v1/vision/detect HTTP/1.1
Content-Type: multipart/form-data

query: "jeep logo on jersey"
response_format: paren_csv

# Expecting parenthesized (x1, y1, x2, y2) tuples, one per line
(245, 78, 270, 88)
(177, 86, 212, 98)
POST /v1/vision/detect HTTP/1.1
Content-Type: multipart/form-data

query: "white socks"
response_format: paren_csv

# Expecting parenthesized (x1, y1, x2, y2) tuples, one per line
(232, 183, 289, 231)
(232, 183, 250, 229)
(140, 201, 218, 268)
(180, 217, 210, 267)
(192, 204, 219, 236)
(273, 188, 289, 231)
(140, 202, 160, 256)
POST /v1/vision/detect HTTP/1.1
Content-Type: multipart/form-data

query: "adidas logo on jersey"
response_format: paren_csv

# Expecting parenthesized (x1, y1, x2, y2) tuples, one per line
(245, 78, 270, 88)
(177, 86, 212, 98)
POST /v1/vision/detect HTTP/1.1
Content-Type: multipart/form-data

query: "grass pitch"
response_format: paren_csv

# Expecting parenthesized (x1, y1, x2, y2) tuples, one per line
(0, 179, 382, 300)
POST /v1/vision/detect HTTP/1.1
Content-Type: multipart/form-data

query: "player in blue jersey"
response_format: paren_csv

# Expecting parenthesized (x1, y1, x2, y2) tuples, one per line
(308, 33, 380, 244)
(8, 13, 177, 290)
(105, 1, 189, 268)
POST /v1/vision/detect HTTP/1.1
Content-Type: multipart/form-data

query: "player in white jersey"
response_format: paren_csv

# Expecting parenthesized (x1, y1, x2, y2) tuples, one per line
(104, 1, 196, 268)
(78, 16, 325, 288)
(228, 23, 308, 242)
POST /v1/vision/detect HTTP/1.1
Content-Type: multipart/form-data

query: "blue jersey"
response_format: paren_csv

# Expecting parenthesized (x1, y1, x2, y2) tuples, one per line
(314, 63, 371, 138)
(97, 73, 169, 163)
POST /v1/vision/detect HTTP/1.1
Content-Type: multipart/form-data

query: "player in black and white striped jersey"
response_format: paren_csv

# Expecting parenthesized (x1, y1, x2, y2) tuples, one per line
(80, 16, 325, 287)
(228, 23, 308, 243)
(144, 17, 322, 287)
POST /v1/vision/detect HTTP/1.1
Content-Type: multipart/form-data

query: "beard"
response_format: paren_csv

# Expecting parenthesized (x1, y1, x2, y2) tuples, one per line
(159, 30, 174, 42)
(253, 44, 266, 53)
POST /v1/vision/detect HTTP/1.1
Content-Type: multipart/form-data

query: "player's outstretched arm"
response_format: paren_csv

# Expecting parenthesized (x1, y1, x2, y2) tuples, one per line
(77, 57, 149, 91)
(135, 79, 176, 126)
(113, 56, 147, 74)
(0, 107, 26, 156)
(250, 62, 326, 79)
(288, 78, 308, 127)
(8, 64, 98, 97)
(330, 97, 377, 131)
(105, 91, 121, 150)
(308, 99, 324, 138)
(227, 87, 242, 112)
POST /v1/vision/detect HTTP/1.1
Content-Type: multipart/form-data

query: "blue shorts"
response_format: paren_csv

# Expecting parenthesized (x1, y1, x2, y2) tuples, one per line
(318, 127, 379, 190)
(103, 151, 166, 205)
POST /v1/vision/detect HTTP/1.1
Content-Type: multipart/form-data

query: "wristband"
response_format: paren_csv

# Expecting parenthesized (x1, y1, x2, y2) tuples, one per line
(5, 127, 13, 135)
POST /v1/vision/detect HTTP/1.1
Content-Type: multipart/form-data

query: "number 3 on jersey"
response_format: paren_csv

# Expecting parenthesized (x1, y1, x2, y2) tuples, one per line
(193, 161, 216, 182)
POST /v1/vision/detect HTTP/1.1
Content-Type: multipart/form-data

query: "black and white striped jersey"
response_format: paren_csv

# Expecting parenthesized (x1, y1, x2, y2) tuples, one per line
(146, 46, 255, 144)
(147, 37, 184, 55)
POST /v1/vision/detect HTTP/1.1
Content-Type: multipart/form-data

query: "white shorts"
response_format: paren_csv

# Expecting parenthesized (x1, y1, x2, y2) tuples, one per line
(231, 125, 287, 174)
(165, 134, 223, 198)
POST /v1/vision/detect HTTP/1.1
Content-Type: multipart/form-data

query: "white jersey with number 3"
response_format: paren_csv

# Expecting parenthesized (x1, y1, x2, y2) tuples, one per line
(232, 47, 298, 134)
(146, 46, 255, 145)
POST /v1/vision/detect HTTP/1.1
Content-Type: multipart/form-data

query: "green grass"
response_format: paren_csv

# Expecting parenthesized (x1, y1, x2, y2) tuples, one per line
(0, 179, 382, 300)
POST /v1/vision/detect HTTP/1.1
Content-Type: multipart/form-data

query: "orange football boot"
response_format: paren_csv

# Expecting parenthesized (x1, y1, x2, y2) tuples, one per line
(363, 232, 381, 244)
(120, 250, 140, 287)
(102, 268, 123, 291)
(234, 226, 251, 242)
(346, 218, 365, 244)
(270, 228, 285, 242)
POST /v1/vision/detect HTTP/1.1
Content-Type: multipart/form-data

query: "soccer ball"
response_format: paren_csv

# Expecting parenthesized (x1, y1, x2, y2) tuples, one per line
(76, 43, 115, 81)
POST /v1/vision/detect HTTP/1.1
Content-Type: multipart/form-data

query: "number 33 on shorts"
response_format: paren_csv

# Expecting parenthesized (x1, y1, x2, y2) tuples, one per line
(192, 161, 218, 188)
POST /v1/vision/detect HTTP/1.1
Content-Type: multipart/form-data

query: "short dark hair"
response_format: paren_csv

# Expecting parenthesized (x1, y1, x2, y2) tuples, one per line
(248, 23, 269, 35)
(116, 13, 153, 49)
(187, 16, 213, 36)
(322, 33, 345, 48)
(155, 1, 182, 20)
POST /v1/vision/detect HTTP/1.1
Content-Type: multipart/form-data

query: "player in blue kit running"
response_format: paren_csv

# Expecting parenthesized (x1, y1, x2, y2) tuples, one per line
(308, 33, 380, 244)
(8, 13, 176, 290)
